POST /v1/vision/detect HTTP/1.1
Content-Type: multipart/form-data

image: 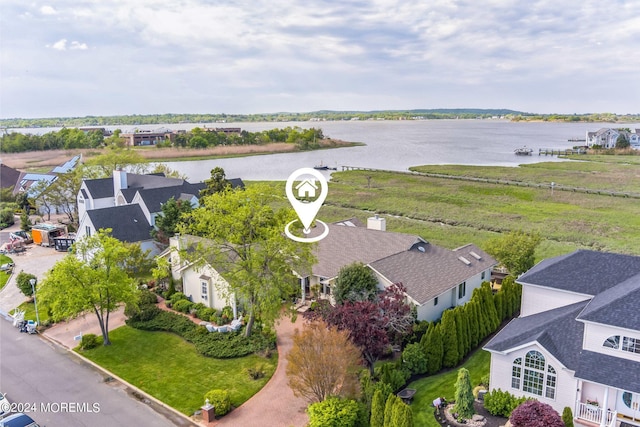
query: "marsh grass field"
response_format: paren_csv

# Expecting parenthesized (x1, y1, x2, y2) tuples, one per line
(276, 156, 640, 261)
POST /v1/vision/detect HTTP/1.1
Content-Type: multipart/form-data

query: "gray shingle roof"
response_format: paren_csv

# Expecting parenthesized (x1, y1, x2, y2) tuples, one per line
(137, 183, 205, 213)
(0, 163, 21, 190)
(575, 351, 640, 394)
(87, 204, 152, 243)
(312, 223, 423, 279)
(84, 177, 114, 199)
(577, 276, 640, 330)
(518, 250, 640, 296)
(371, 243, 496, 304)
(484, 301, 588, 369)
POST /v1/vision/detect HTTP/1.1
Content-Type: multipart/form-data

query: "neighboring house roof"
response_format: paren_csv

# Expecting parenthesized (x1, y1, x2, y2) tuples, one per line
(0, 163, 21, 189)
(371, 243, 495, 304)
(575, 350, 640, 394)
(15, 172, 58, 196)
(51, 155, 81, 173)
(518, 249, 640, 296)
(312, 223, 423, 279)
(577, 275, 640, 330)
(87, 204, 152, 243)
(484, 301, 588, 370)
(136, 182, 206, 213)
(84, 177, 115, 199)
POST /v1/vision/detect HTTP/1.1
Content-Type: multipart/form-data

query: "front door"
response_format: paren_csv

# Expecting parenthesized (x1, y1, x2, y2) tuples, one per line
(617, 390, 640, 421)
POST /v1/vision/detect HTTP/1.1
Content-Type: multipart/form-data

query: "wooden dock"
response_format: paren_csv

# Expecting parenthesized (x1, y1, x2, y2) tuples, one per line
(539, 148, 587, 156)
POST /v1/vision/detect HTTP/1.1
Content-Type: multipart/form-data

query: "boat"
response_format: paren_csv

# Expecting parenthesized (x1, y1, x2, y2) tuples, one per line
(514, 147, 533, 156)
(313, 162, 337, 171)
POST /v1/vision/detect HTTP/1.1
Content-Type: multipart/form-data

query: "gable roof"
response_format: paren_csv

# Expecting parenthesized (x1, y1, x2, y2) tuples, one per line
(577, 274, 640, 330)
(518, 249, 640, 296)
(136, 182, 206, 213)
(87, 204, 152, 243)
(84, 177, 114, 199)
(311, 223, 422, 279)
(484, 301, 588, 370)
(371, 243, 496, 304)
(0, 163, 21, 189)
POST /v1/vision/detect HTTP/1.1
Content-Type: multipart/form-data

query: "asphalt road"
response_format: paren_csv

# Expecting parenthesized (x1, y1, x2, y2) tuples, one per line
(0, 316, 193, 426)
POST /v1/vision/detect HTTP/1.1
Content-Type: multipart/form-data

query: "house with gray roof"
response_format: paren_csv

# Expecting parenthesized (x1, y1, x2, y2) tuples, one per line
(301, 216, 496, 322)
(77, 170, 243, 256)
(484, 250, 640, 427)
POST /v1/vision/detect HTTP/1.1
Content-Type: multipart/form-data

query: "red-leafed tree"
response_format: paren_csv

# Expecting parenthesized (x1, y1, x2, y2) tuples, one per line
(305, 283, 413, 375)
(510, 400, 564, 427)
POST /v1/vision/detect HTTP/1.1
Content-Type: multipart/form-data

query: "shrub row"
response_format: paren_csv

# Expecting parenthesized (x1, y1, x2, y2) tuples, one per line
(483, 388, 529, 418)
(126, 308, 275, 358)
(166, 292, 235, 325)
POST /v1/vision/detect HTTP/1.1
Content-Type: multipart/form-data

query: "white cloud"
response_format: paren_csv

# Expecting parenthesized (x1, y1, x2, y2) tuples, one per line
(47, 39, 88, 51)
(39, 5, 57, 15)
(70, 41, 88, 50)
(51, 39, 67, 50)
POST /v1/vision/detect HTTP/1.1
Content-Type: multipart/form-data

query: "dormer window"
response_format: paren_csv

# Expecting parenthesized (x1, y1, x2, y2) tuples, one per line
(603, 335, 640, 354)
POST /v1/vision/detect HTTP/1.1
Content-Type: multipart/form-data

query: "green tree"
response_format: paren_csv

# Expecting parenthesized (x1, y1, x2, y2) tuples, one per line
(83, 147, 148, 178)
(15, 271, 37, 296)
(383, 394, 398, 427)
(308, 397, 360, 427)
(441, 310, 460, 368)
(199, 167, 231, 197)
(391, 399, 413, 427)
(402, 342, 427, 375)
(334, 262, 379, 305)
(616, 133, 630, 149)
(562, 406, 574, 427)
(38, 229, 138, 345)
(19, 210, 32, 232)
(453, 368, 475, 419)
(370, 389, 386, 427)
(30, 180, 54, 221)
(153, 197, 193, 244)
(45, 169, 82, 226)
(422, 322, 444, 374)
(484, 230, 541, 276)
(182, 183, 314, 337)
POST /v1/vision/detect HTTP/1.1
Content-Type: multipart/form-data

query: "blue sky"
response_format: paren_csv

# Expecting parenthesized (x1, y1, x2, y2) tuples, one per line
(1, 0, 639, 118)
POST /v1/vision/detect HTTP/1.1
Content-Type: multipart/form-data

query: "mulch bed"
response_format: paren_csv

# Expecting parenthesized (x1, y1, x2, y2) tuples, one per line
(433, 400, 508, 427)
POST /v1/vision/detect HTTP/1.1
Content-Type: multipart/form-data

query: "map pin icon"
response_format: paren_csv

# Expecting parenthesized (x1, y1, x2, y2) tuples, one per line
(285, 168, 328, 234)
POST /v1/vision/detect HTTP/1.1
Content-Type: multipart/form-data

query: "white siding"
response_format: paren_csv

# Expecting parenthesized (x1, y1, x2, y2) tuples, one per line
(520, 284, 590, 317)
(181, 264, 234, 311)
(488, 344, 578, 415)
(582, 322, 640, 363)
(416, 288, 455, 322)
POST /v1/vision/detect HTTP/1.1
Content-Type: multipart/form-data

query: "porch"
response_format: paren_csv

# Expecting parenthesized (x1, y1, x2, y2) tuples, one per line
(575, 401, 617, 427)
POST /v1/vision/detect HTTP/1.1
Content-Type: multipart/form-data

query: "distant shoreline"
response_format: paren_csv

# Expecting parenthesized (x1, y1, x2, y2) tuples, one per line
(0, 138, 361, 170)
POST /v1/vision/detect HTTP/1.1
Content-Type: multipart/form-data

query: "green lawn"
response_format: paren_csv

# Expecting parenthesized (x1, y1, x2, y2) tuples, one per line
(79, 326, 277, 415)
(15, 300, 50, 324)
(407, 350, 491, 427)
(0, 254, 13, 291)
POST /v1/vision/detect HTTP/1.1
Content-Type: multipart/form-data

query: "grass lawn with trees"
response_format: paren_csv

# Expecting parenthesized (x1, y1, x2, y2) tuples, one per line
(408, 350, 491, 427)
(15, 300, 50, 324)
(79, 326, 277, 416)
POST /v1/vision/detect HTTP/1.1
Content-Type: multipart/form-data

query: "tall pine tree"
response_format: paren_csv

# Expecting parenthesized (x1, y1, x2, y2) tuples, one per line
(441, 310, 460, 368)
(453, 368, 475, 419)
(424, 323, 444, 374)
(371, 389, 386, 427)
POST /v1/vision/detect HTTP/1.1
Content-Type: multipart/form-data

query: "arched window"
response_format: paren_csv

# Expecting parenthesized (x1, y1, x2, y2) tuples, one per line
(512, 350, 556, 399)
(603, 335, 620, 349)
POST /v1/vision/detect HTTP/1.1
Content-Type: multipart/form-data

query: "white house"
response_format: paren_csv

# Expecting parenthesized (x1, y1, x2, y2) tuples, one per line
(301, 216, 497, 322)
(77, 170, 243, 256)
(484, 250, 640, 427)
(586, 128, 640, 149)
(161, 235, 238, 316)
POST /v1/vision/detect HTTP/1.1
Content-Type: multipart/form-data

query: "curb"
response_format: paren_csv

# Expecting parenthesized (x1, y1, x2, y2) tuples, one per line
(38, 332, 203, 427)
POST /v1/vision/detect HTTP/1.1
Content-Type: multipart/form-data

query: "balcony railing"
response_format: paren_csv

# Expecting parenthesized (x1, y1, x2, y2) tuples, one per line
(575, 401, 617, 427)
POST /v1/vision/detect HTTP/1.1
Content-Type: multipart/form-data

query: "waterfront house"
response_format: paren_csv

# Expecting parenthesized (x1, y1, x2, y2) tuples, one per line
(484, 250, 640, 427)
(77, 170, 243, 255)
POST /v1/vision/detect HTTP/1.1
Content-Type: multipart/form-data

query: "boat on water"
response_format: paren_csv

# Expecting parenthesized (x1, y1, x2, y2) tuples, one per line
(514, 147, 533, 156)
(313, 162, 337, 170)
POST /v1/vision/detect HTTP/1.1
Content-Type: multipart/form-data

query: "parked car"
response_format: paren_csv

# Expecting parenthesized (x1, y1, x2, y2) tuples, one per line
(0, 263, 14, 272)
(0, 413, 40, 427)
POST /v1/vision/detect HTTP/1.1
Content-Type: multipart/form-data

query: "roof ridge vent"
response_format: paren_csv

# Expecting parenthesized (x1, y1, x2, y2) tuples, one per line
(469, 251, 482, 260)
(458, 256, 471, 265)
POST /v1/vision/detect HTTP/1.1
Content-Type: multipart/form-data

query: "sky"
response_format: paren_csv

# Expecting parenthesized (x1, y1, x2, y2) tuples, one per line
(1, 0, 639, 119)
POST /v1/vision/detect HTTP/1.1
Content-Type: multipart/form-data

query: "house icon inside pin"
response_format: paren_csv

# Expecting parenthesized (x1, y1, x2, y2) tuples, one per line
(296, 179, 318, 199)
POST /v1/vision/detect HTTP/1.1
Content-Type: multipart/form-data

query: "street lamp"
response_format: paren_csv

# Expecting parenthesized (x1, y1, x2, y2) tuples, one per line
(30, 278, 40, 326)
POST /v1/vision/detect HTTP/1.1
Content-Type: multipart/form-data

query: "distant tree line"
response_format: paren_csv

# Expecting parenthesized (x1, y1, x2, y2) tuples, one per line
(0, 126, 324, 153)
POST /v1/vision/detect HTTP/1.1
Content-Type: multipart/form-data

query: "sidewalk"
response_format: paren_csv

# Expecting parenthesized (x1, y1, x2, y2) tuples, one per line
(43, 306, 127, 348)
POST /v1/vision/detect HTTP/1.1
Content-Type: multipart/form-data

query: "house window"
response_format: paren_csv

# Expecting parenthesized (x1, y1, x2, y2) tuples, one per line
(458, 282, 466, 299)
(201, 281, 208, 300)
(434, 297, 439, 306)
(622, 337, 640, 354)
(481, 271, 485, 280)
(511, 358, 522, 389)
(85, 226, 91, 236)
(603, 335, 620, 349)
(513, 351, 556, 399)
